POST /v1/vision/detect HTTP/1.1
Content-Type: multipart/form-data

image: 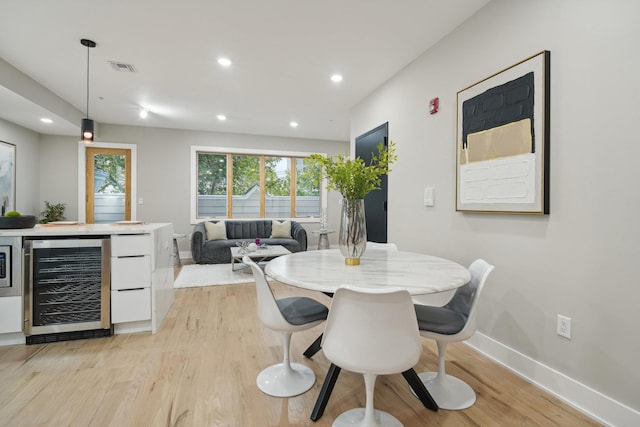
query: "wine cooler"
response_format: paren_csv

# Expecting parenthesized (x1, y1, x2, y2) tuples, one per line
(23, 237, 111, 344)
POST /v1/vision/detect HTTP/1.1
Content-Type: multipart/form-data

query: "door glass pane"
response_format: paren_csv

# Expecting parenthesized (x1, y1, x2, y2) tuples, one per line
(93, 154, 125, 224)
(197, 153, 227, 217)
(265, 156, 291, 217)
(295, 157, 321, 217)
(232, 154, 260, 218)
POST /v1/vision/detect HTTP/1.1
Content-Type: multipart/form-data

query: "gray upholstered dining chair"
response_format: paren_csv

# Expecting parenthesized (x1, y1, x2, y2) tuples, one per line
(413, 259, 494, 410)
(322, 286, 421, 427)
(243, 256, 329, 397)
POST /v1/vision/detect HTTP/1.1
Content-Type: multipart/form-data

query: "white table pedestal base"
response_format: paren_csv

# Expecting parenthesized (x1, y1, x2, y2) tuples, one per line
(417, 371, 476, 410)
(257, 362, 316, 397)
(332, 408, 403, 427)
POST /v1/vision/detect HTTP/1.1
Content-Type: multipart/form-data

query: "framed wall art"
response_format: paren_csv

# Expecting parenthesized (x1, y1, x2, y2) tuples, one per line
(456, 50, 550, 214)
(0, 140, 16, 215)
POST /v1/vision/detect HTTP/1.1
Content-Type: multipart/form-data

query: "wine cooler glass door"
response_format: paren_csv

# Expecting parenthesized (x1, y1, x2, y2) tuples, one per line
(24, 238, 110, 338)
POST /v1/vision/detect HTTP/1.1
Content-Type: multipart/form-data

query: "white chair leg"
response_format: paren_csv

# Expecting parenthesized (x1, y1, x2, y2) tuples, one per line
(362, 373, 378, 426)
(333, 373, 404, 427)
(417, 341, 476, 410)
(256, 331, 316, 397)
(282, 331, 293, 372)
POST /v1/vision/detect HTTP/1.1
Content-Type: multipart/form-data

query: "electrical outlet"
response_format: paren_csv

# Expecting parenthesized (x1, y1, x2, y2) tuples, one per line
(557, 314, 571, 339)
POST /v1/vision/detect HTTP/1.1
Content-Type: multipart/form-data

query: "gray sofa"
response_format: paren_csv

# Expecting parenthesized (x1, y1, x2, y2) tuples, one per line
(191, 219, 307, 264)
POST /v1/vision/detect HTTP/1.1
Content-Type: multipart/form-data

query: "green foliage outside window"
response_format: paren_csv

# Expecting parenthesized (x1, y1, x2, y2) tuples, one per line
(198, 153, 227, 195)
(197, 153, 320, 197)
(196, 150, 321, 218)
(94, 154, 125, 193)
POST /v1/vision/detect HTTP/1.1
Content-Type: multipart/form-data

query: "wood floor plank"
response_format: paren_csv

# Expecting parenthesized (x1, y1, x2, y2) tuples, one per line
(0, 277, 601, 427)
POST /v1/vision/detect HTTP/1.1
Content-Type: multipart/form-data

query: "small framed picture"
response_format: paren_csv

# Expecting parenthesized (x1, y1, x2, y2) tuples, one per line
(0, 140, 16, 214)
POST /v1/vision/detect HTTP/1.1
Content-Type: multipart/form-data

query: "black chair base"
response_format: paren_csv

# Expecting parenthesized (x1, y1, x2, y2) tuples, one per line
(310, 365, 438, 422)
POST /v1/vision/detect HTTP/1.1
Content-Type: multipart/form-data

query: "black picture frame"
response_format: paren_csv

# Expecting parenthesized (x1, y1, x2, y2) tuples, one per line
(456, 50, 550, 214)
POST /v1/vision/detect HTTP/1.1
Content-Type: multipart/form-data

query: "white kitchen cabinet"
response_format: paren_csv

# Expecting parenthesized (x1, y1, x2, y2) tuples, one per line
(111, 288, 151, 323)
(111, 234, 152, 325)
(111, 234, 151, 257)
(111, 256, 151, 290)
(0, 296, 22, 334)
(0, 223, 174, 346)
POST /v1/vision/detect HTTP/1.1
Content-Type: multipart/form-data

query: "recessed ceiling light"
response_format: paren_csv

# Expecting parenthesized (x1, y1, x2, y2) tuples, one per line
(139, 109, 149, 119)
(330, 74, 343, 83)
(216, 114, 227, 121)
(40, 118, 53, 124)
(218, 57, 232, 67)
(289, 121, 299, 128)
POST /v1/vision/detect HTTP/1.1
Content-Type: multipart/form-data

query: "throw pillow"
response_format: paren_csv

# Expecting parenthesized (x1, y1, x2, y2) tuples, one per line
(271, 220, 292, 238)
(205, 220, 227, 241)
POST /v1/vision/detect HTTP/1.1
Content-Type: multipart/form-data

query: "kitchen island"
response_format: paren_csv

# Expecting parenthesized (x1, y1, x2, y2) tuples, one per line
(0, 223, 174, 346)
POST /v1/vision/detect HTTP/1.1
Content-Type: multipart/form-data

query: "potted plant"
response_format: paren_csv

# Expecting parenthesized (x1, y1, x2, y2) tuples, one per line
(38, 201, 66, 224)
(307, 141, 396, 265)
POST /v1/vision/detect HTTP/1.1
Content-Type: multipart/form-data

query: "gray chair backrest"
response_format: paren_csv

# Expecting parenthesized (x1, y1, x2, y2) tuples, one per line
(444, 259, 493, 319)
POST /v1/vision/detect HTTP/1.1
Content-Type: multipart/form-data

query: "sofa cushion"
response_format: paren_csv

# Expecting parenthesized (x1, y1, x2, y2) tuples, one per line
(271, 220, 291, 238)
(205, 220, 227, 240)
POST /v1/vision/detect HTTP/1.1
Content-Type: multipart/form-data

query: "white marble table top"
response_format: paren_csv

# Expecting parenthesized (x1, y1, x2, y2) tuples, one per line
(265, 249, 471, 295)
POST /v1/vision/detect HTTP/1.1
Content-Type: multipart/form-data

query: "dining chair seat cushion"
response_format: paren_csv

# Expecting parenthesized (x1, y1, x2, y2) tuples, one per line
(414, 305, 467, 335)
(277, 297, 329, 325)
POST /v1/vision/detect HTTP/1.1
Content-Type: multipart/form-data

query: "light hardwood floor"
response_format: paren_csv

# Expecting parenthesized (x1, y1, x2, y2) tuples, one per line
(0, 266, 600, 426)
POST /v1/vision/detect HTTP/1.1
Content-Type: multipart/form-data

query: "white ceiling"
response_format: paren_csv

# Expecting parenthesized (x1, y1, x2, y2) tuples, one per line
(0, 0, 490, 142)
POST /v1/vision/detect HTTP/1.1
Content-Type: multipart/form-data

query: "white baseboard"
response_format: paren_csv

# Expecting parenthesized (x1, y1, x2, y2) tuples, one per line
(466, 332, 640, 427)
(113, 320, 151, 335)
(0, 332, 25, 346)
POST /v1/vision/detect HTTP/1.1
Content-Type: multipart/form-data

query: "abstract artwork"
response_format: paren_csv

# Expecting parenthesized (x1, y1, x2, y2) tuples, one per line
(0, 141, 16, 215)
(456, 50, 550, 214)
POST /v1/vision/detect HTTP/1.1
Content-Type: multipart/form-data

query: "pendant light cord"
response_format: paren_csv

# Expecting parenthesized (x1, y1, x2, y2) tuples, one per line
(86, 44, 90, 119)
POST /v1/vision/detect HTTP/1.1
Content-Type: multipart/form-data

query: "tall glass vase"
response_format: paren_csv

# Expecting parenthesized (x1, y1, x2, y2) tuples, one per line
(338, 198, 367, 265)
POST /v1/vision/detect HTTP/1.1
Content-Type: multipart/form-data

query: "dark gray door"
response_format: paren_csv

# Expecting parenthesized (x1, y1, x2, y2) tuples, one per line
(355, 122, 389, 243)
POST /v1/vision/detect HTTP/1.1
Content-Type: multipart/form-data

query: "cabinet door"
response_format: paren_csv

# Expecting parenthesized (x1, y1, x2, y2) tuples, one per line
(0, 296, 22, 334)
(111, 256, 151, 290)
(111, 235, 151, 257)
(111, 288, 151, 323)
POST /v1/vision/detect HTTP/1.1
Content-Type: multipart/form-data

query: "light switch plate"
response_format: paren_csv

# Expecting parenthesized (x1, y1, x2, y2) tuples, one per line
(424, 187, 435, 207)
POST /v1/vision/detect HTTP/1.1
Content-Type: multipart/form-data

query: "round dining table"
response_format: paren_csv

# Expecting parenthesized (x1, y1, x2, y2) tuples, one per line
(265, 248, 471, 295)
(265, 248, 471, 421)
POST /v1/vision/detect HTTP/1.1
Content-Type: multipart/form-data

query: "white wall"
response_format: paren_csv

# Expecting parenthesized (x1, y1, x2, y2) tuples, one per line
(0, 118, 40, 216)
(40, 124, 348, 251)
(39, 135, 79, 219)
(351, 0, 640, 423)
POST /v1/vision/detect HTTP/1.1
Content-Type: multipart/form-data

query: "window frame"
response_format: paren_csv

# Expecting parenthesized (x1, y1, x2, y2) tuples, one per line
(77, 141, 137, 224)
(190, 145, 326, 224)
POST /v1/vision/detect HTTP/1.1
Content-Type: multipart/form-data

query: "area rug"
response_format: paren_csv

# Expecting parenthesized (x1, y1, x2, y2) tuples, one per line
(174, 263, 251, 288)
(174, 263, 267, 288)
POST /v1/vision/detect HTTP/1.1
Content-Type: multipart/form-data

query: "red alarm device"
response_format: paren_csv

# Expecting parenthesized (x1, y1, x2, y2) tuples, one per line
(429, 97, 439, 115)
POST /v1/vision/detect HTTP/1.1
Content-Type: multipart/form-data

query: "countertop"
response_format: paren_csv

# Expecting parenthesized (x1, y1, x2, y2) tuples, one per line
(0, 222, 172, 237)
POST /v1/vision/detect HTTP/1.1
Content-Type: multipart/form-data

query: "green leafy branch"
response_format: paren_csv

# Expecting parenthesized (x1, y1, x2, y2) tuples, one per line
(306, 141, 397, 200)
(38, 201, 66, 224)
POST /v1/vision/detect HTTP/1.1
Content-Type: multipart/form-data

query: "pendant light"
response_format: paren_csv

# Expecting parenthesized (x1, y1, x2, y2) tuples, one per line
(80, 38, 96, 142)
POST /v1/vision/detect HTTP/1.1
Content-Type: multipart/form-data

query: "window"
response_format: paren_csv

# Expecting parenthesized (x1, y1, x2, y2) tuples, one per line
(77, 141, 137, 224)
(85, 147, 132, 224)
(191, 146, 324, 222)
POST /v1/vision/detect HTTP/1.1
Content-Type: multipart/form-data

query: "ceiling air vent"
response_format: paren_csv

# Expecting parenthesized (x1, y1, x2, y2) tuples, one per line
(108, 61, 137, 73)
